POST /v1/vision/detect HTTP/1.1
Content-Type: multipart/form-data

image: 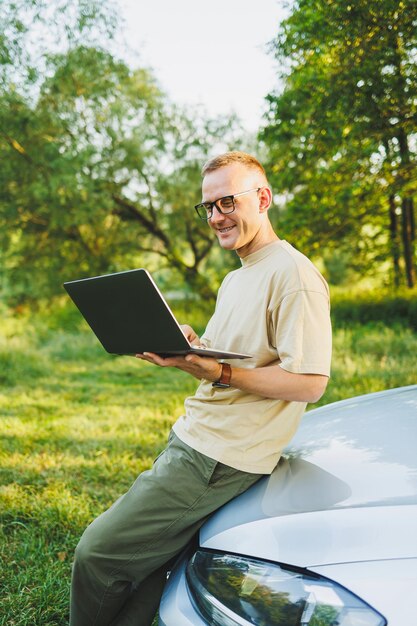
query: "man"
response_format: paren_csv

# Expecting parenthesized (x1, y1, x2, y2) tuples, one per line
(70, 151, 331, 625)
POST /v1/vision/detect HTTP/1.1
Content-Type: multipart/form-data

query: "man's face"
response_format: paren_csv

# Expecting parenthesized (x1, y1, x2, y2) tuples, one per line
(201, 163, 268, 257)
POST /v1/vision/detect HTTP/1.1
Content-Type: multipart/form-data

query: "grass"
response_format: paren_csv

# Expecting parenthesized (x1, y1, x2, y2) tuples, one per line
(0, 301, 416, 625)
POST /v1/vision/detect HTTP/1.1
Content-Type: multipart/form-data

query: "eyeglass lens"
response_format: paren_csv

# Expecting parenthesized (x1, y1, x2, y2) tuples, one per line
(199, 196, 234, 219)
(217, 196, 234, 211)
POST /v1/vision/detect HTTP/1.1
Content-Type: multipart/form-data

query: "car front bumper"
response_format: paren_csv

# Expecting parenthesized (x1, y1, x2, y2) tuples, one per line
(159, 559, 207, 626)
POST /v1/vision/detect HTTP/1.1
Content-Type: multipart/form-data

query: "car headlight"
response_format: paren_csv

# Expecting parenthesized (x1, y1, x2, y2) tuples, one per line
(186, 550, 386, 626)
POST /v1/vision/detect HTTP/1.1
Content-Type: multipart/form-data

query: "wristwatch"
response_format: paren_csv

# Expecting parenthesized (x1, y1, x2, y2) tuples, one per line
(212, 362, 232, 388)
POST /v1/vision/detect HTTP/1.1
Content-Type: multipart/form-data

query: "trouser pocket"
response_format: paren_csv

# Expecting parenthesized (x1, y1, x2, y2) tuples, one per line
(206, 460, 239, 486)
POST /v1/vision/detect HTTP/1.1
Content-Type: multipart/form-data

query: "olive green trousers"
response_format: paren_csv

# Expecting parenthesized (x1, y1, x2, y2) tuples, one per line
(70, 431, 263, 626)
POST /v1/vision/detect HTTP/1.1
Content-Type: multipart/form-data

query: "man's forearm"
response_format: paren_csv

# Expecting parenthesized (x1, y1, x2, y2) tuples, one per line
(228, 364, 328, 403)
(136, 352, 328, 403)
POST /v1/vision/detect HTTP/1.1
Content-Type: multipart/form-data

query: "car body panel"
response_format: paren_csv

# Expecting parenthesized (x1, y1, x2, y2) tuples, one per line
(159, 560, 206, 626)
(201, 385, 417, 547)
(201, 505, 417, 567)
(310, 558, 417, 626)
(160, 386, 417, 626)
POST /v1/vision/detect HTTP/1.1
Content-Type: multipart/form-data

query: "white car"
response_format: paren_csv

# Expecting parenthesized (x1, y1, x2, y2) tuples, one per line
(159, 385, 417, 626)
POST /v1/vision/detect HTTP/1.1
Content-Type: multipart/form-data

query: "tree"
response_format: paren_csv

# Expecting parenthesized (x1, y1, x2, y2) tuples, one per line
(261, 0, 416, 287)
(0, 0, 244, 304)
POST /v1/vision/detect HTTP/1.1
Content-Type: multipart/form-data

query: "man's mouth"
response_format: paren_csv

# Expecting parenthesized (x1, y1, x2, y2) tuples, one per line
(217, 225, 235, 233)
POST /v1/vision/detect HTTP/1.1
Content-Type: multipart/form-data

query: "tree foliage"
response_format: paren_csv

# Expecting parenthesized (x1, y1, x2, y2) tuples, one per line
(0, 0, 244, 304)
(262, 0, 416, 287)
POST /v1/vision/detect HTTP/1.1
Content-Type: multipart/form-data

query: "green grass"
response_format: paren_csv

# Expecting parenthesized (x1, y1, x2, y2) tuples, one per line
(0, 303, 416, 625)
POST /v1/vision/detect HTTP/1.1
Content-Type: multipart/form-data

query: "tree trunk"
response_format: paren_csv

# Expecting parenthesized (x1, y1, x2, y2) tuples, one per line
(389, 194, 401, 287)
(396, 128, 415, 288)
(392, 31, 416, 288)
(401, 197, 415, 288)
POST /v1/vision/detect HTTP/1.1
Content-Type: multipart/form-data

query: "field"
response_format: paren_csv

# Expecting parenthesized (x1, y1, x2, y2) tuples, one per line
(1, 300, 416, 625)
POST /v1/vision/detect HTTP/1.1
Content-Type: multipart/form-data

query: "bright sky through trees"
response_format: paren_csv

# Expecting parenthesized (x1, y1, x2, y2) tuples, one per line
(119, 0, 286, 131)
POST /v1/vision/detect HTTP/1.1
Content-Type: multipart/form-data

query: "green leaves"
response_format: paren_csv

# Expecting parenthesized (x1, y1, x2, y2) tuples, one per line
(262, 0, 416, 287)
(0, 0, 243, 305)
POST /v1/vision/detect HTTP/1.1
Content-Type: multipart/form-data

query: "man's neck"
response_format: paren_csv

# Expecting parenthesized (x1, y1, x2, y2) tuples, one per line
(237, 230, 280, 259)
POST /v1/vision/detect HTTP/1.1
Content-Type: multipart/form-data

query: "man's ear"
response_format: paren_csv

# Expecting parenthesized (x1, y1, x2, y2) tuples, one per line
(259, 187, 273, 213)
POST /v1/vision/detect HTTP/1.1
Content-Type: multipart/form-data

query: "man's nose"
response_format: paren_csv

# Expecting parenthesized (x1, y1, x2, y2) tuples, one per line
(209, 205, 225, 223)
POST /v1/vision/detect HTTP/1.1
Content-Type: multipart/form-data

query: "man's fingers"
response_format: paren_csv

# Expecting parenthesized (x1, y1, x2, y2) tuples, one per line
(136, 352, 186, 368)
(135, 352, 160, 364)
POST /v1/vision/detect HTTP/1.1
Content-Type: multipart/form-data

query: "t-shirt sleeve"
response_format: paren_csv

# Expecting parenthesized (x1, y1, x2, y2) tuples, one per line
(270, 289, 332, 376)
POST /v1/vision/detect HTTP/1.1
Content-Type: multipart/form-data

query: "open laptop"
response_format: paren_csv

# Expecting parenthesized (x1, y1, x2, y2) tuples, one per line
(63, 268, 251, 359)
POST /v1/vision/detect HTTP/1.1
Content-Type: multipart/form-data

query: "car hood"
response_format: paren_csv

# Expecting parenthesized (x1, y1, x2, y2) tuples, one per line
(200, 386, 417, 567)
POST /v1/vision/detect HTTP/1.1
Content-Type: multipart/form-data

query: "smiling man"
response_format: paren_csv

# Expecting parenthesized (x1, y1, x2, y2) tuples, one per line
(70, 152, 332, 626)
(201, 158, 275, 255)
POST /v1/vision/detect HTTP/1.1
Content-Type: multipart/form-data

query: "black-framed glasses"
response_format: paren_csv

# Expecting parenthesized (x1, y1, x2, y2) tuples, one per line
(194, 187, 261, 220)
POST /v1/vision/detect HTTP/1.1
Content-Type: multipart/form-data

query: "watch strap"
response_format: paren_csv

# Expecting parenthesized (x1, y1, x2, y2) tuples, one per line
(212, 362, 232, 388)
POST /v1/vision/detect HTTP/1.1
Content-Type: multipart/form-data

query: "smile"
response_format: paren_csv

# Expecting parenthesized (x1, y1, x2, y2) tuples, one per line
(218, 226, 235, 233)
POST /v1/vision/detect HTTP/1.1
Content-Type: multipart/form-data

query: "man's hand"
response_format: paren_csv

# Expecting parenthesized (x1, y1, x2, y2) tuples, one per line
(135, 351, 222, 383)
(180, 324, 201, 347)
(135, 324, 223, 381)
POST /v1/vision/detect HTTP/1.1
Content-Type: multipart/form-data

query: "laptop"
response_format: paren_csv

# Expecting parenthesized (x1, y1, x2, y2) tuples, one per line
(63, 268, 252, 359)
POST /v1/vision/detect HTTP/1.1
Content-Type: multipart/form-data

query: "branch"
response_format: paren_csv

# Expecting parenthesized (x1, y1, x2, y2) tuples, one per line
(135, 246, 169, 259)
(112, 194, 171, 249)
(185, 221, 214, 266)
(0, 128, 54, 191)
(195, 239, 214, 266)
(0, 131, 34, 164)
(137, 168, 158, 221)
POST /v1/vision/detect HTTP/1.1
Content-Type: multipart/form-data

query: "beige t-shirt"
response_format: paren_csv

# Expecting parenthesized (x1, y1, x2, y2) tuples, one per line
(173, 240, 332, 474)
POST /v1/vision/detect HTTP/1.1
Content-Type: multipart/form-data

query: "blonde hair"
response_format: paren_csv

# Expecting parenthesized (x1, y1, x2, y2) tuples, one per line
(201, 151, 267, 180)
